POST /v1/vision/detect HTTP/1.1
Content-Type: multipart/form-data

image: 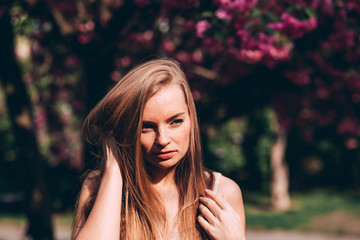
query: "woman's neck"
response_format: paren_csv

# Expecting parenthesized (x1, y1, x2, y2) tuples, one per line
(146, 164, 177, 185)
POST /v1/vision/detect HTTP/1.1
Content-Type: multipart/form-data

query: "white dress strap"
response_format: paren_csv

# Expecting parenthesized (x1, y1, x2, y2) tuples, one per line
(212, 172, 222, 193)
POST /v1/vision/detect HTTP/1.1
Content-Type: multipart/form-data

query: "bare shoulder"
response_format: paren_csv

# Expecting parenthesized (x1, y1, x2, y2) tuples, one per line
(217, 174, 246, 228)
(217, 175, 243, 203)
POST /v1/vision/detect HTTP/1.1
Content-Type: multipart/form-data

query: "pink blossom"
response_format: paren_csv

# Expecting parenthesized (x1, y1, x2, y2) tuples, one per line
(268, 13, 317, 39)
(338, 118, 358, 135)
(202, 38, 223, 54)
(348, 1, 360, 13)
(215, 9, 232, 20)
(35, 107, 47, 128)
(192, 89, 201, 101)
(120, 56, 131, 67)
(345, 138, 358, 149)
(75, 23, 86, 32)
(134, 0, 151, 7)
(192, 49, 203, 63)
(47, 1, 76, 14)
(268, 44, 292, 60)
(268, 22, 284, 30)
(230, 48, 263, 64)
(196, 20, 211, 38)
(162, 0, 200, 11)
(323, 29, 355, 50)
(345, 77, 360, 92)
(214, 0, 257, 20)
(311, 0, 321, 9)
(85, 21, 95, 31)
(322, 0, 334, 15)
(184, 20, 196, 32)
(161, 40, 175, 53)
(143, 30, 153, 40)
(176, 51, 191, 63)
(57, 87, 68, 101)
(316, 86, 330, 99)
(63, 55, 81, 68)
(114, 57, 131, 68)
(284, 70, 312, 85)
(111, 71, 122, 81)
(226, 36, 236, 46)
(315, 110, 336, 126)
(23, 73, 33, 84)
(78, 34, 91, 44)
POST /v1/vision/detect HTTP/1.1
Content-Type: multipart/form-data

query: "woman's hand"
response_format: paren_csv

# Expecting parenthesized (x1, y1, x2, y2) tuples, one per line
(198, 189, 246, 240)
(104, 141, 122, 180)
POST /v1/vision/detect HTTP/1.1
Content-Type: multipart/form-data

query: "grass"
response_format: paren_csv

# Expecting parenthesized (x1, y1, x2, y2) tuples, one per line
(0, 212, 74, 226)
(0, 213, 26, 224)
(1, 189, 360, 236)
(244, 189, 360, 236)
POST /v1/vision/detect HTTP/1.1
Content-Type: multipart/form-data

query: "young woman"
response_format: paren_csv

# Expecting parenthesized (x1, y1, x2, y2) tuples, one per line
(72, 59, 246, 240)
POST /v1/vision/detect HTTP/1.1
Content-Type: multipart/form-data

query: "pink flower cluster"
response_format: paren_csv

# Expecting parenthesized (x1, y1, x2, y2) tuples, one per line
(229, 32, 293, 67)
(337, 118, 358, 135)
(322, 28, 355, 50)
(161, 0, 200, 11)
(284, 70, 312, 85)
(196, 20, 211, 38)
(214, 0, 258, 20)
(268, 13, 317, 39)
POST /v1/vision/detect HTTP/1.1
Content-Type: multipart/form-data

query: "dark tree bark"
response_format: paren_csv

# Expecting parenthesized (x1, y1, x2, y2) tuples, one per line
(0, 10, 54, 240)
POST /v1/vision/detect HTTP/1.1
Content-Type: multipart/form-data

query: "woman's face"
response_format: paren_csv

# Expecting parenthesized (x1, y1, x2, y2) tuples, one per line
(141, 84, 191, 170)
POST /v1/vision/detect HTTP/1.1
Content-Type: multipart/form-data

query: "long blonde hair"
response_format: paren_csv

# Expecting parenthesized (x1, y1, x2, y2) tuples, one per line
(73, 59, 212, 239)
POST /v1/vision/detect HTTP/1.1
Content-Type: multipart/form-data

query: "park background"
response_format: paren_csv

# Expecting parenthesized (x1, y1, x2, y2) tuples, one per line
(0, 0, 360, 239)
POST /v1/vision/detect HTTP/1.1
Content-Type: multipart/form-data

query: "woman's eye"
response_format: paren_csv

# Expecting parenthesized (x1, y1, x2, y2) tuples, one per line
(172, 119, 184, 125)
(142, 123, 154, 131)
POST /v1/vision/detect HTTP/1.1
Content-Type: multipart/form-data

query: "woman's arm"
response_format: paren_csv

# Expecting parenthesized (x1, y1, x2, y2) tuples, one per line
(198, 175, 246, 240)
(74, 144, 123, 240)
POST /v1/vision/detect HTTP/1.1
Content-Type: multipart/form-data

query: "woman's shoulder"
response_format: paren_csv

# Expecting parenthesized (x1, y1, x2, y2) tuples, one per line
(216, 174, 243, 200)
(215, 173, 246, 229)
(204, 170, 242, 200)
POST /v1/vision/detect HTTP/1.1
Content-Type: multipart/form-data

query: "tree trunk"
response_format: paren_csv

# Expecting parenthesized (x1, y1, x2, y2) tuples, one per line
(0, 10, 54, 240)
(270, 118, 291, 211)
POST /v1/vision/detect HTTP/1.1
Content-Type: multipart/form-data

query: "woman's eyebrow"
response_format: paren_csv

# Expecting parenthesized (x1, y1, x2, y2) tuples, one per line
(142, 112, 186, 124)
(167, 112, 186, 122)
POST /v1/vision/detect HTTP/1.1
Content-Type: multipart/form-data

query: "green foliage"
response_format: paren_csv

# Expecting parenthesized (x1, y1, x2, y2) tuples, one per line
(208, 118, 247, 174)
(0, 84, 17, 163)
(11, 3, 35, 36)
(251, 108, 276, 188)
(207, 107, 276, 187)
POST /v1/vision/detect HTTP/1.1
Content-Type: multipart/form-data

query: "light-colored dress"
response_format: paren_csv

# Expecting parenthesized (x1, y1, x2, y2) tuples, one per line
(169, 172, 222, 240)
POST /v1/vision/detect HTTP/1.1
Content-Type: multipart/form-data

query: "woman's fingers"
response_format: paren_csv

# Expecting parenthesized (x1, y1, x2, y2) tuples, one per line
(104, 141, 122, 171)
(205, 189, 230, 210)
(199, 202, 217, 224)
(197, 214, 212, 233)
(200, 195, 222, 219)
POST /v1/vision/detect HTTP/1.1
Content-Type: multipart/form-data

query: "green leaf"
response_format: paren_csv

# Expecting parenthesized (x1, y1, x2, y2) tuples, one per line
(201, 11, 213, 18)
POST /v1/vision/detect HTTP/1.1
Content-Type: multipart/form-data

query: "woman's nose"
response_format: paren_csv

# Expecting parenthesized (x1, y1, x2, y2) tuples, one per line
(155, 127, 171, 146)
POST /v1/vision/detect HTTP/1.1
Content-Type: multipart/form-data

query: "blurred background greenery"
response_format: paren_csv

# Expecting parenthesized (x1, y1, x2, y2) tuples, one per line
(0, 0, 360, 239)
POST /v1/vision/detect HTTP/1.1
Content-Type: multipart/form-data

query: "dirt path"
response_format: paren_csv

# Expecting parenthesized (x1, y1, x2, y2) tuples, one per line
(246, 230, 360, 240)
(1, 223, 359, 240)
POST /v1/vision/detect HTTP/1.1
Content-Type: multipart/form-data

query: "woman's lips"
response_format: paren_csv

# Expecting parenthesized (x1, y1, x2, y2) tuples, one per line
(154, 151, 175, 160)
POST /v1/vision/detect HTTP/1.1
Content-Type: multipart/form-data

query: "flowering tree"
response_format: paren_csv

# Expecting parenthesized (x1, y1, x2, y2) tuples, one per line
(161, 0, 360, 209)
